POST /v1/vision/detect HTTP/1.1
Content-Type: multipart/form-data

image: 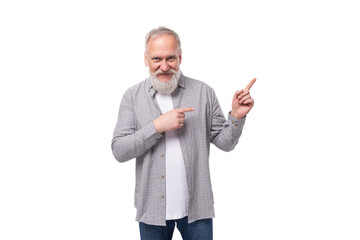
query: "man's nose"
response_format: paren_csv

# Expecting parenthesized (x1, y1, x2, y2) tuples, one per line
(159, 60, 170, 72)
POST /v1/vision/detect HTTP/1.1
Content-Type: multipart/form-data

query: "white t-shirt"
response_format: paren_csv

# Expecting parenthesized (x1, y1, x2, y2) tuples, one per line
(155, 92, 189, 220)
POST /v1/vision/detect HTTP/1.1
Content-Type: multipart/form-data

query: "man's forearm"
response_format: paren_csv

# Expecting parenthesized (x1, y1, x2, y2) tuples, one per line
(211, 113, 246, 152)
(111, 121, 162, 163)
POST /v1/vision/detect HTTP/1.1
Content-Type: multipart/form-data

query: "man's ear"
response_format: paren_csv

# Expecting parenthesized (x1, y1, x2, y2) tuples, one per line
(144, 53, 148, 67)
(179, 50, 182, 65)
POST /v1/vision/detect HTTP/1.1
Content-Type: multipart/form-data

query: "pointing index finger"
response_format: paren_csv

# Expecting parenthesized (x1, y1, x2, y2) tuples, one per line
(178, 107, 195, 113)
(244, 78, 256, 91)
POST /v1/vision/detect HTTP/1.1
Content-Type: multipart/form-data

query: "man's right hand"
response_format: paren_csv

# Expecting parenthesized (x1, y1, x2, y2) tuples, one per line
(153, 107, 195, 134)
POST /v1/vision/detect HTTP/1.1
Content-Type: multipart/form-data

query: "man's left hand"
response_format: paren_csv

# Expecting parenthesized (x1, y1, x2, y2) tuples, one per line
(230, 78, 256, 119)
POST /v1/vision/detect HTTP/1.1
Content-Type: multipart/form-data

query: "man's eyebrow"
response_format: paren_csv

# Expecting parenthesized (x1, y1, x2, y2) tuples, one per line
(150, 53, 177, 59)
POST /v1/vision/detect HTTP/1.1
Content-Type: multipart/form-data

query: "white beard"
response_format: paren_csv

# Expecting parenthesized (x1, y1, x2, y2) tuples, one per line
(150, 69, 181, 94)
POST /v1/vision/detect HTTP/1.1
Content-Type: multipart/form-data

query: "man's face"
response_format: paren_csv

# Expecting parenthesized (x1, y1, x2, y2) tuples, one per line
(145, 34, 182, 82)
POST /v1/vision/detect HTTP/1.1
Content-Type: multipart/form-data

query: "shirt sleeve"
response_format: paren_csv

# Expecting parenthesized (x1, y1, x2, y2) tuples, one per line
(111, 91, 163, 163)
(209, 88, 246, 152)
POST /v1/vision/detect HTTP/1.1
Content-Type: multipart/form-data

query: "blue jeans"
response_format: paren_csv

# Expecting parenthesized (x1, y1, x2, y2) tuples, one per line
(139, 216, 213, 240)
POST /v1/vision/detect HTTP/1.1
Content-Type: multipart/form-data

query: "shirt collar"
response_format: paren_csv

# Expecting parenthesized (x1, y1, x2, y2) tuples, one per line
(147, 71, 185, 98)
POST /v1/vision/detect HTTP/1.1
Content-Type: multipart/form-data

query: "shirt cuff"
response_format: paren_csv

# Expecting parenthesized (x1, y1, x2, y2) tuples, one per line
(141, 121, 164, 151)
(228, 112, 246, 128)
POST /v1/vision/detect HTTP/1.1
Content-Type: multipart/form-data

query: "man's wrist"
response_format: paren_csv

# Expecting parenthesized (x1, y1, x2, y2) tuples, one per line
(230, 111, 245, 120)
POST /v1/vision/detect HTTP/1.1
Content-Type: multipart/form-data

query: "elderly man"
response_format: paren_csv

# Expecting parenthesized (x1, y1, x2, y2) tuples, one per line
(111, 27, 255, 240)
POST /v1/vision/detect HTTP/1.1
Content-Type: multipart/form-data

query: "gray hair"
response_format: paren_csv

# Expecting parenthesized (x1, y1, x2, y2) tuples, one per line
(145, 27, 181, 55)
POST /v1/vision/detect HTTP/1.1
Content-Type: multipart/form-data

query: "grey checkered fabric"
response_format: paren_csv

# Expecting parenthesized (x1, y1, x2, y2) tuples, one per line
(111, 72, 246, 226)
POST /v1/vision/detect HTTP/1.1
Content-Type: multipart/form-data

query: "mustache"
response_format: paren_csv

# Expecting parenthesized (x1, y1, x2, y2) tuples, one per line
(154, 69, 177, 76)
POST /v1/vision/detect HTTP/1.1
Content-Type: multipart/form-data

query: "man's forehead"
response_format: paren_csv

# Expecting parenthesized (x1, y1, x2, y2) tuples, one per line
(148, 33, 176, 43)
(148, 52, 178, 58)
(147, 34, 179, 50)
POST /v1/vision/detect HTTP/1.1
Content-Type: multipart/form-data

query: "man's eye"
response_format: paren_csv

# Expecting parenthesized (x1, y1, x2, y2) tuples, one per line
(167, 56, 175, 61)
(153, 58, 160, 62)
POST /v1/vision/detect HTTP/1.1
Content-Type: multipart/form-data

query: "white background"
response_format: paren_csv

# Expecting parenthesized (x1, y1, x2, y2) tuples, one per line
(1, 0, 359, 239)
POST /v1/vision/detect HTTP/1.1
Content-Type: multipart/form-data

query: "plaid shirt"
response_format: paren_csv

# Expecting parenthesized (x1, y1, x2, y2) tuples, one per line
(111, 72, 246, 226)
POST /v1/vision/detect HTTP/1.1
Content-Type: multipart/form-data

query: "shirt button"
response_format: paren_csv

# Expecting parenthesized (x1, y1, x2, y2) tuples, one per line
(161, 154, 164, 157)
(232, 121, 234, 124)
(161, 195, 165, 199)
(161, 175, 165, 179)
(235, 124, 238, 126)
